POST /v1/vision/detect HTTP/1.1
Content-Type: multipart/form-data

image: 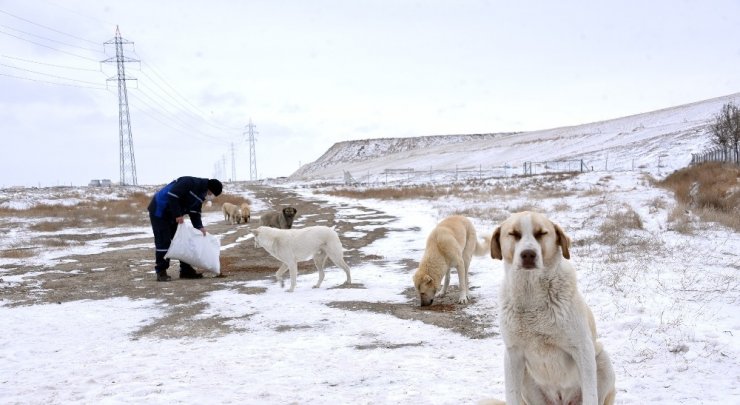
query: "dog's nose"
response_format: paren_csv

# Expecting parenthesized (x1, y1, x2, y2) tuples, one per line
(520, 249, 537, 268)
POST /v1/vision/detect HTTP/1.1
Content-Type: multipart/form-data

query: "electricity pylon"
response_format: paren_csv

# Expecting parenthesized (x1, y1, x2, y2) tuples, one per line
(103, 26, 139, 186)
(244, 119, 258, 180)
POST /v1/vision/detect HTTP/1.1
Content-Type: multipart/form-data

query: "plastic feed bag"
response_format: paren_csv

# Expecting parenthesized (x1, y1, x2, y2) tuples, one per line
(165, 223, 221, 274)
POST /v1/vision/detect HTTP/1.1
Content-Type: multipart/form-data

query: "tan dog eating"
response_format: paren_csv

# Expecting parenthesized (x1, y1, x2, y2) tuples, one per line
(413, 215, 490, 306)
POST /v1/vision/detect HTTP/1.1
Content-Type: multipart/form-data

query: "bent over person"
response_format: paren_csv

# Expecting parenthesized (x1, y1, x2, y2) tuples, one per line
(147, 176, 222, 281)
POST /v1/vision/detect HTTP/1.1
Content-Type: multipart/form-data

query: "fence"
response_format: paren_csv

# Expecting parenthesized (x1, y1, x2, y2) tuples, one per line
(523, 160, 587, 175)
(690, 146, 739, 165)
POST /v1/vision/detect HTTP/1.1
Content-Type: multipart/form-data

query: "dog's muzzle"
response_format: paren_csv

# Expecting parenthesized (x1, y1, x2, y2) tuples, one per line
(520, 249, 537, 269)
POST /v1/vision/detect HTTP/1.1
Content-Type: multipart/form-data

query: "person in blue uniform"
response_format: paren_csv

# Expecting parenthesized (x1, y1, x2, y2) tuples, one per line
(147, 176, 223, 281)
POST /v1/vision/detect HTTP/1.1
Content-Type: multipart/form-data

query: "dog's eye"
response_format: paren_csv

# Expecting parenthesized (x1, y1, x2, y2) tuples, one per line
(508, 231, 521, 240)
(534, 230, 548, 239)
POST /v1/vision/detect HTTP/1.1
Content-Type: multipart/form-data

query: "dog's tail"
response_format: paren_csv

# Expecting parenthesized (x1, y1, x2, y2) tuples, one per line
(474, 234, 491, 256)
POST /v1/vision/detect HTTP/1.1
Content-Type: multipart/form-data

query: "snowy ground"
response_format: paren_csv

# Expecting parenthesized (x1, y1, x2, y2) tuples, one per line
(1, 170, 739, 404)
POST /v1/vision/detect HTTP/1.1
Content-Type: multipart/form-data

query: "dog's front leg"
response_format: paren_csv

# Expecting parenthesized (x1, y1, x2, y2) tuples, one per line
(568, 332, 598, 405)
(275, 264, 288, 287)
(457, 266, 469, 304)
(437, 268, 451, 297)
(504, 348, 526, 405)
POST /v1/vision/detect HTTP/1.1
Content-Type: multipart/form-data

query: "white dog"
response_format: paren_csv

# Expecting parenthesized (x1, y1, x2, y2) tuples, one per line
(491, 211, 615, 405)
(252, 226, 352, 292)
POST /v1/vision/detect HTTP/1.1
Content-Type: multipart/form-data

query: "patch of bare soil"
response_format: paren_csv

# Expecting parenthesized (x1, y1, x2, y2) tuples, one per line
(1, 184, 493, 339)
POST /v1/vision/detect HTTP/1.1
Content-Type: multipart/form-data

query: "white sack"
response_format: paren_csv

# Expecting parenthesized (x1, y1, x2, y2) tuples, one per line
(164, 223, 221, 275)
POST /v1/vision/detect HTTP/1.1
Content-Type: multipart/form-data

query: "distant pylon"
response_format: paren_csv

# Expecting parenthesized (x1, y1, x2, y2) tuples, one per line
(230, 142, 237, 181)
(102, 26, 139, 186)
(244, 119, 258, 180)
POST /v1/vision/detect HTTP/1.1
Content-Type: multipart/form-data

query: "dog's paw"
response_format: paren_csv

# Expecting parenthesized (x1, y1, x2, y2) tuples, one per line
(458, 296, 469, 305)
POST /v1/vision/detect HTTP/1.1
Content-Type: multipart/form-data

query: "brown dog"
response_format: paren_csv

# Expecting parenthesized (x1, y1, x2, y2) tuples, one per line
(240, 202, 251, 223)
(259, 206, 297, 229)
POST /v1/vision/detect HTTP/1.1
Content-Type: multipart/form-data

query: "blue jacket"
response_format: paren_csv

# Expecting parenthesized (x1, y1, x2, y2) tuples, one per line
(147, 176, 209, 229)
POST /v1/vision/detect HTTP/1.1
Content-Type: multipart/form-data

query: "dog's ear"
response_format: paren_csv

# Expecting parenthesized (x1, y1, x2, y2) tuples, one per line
(553, 222, 571, 259)
(422, 274, 433, 285)
(490, 226, 502, 260)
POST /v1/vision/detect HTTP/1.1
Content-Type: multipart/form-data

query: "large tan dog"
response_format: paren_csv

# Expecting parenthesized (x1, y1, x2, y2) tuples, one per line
(412, 215, 490, 306)
(252, 225, 351, 292)
(240, 202, 251, 223)
(491, 211, 615, 405)
(222, 202, 242, 225)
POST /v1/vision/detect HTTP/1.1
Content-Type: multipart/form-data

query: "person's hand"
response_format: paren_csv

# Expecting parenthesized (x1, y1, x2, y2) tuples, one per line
(175, 216, 185, 224)
(200, 227, 207, 236)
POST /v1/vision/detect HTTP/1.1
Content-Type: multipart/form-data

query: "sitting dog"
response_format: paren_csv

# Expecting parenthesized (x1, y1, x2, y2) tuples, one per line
(259, 206, 297, 229)
(240, 202, 251, 223)
(412, 215, 490, 306)
(252, 225, 351, 292)
(222, 202, 242, 225)
(491, 211, 616, 405)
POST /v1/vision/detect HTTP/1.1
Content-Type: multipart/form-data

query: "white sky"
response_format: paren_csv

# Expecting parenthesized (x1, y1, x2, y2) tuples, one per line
(1, 0, 739, 187)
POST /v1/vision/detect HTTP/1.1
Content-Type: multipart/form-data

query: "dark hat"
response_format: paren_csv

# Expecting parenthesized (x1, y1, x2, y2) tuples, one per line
(207, 179, 223, 196)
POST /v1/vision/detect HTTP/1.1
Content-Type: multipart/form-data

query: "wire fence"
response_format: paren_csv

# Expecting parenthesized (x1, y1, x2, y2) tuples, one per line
(690, 146, 739, 165)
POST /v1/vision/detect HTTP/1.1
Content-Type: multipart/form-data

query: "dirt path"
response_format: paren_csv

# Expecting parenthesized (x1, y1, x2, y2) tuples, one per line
(2, 184, 494, 340)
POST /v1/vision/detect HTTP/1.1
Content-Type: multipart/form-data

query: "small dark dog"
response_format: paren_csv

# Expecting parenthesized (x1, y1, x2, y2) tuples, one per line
(259, 207, 297, 229)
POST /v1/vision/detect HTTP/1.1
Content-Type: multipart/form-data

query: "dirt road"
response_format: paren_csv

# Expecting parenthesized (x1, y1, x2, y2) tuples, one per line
(2, 184, 494, 340)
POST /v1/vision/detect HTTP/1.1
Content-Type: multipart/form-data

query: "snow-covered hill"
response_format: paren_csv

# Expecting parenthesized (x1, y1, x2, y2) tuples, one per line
(291, 92, 740, 182)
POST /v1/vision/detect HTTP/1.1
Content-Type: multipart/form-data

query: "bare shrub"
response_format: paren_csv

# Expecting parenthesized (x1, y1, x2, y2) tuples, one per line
(660, 162, 740, 231)
(597, 205, 643, 246)
(667, 205, 694, 235)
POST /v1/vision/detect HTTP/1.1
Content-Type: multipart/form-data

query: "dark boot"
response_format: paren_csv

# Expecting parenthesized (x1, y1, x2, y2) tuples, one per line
(179, 268, 203, 279)
(156, 270, 171, 282)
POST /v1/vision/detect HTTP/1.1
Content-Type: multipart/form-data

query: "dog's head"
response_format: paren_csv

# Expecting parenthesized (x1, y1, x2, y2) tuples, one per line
(282, 207, 297, 219)
(282, 207, 297, 227)
(490, 211, 570, 270)
(412, 269, 439, 307)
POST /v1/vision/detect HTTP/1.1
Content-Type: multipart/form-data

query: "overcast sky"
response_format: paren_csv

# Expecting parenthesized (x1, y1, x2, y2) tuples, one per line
(1, 0, 739, 187)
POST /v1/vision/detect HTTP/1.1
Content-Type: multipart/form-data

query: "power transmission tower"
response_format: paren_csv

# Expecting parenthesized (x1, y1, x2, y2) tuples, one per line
(102, 26, 139, 186)
(230, 142, 237, 181)
(244, 119, 258, 180)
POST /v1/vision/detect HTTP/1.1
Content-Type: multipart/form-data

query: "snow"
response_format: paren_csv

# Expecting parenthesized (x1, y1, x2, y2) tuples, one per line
(2, 94, 740, 403)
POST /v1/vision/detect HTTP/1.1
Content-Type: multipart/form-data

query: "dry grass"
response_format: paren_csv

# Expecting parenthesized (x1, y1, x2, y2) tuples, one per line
(597, 204, 644, 246)
(660, 162, 740, 231)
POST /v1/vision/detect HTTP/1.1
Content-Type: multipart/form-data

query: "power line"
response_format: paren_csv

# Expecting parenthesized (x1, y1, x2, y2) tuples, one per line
(0, 61, 106, 87)
(0, 71, 107, 90)
(1, 54, 101, 72)
(137, 59, 242, 131)
(0, 23, 103, 53)
(0, 8, 100, 46)
(0, 28, 101, 61)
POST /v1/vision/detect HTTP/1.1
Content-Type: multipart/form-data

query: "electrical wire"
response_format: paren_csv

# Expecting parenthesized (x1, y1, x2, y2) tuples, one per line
(0, 28, 101, 62)
(0, 23, 103, 54)
(0, 62, 106, 87)
(0, 72, 107, 90)
(0, 8, 100, 46)
(1, 54, 101, 72)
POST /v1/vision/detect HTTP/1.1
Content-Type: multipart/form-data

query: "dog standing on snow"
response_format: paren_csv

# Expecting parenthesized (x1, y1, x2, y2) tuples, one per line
(491, 211, 615, 405)
(252, 225, 351, 292)
(412, 215, 490, 306)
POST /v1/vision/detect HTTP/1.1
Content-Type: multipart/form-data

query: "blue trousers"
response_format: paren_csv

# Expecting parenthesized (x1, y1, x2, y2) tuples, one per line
(149, 212, 194, 273)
